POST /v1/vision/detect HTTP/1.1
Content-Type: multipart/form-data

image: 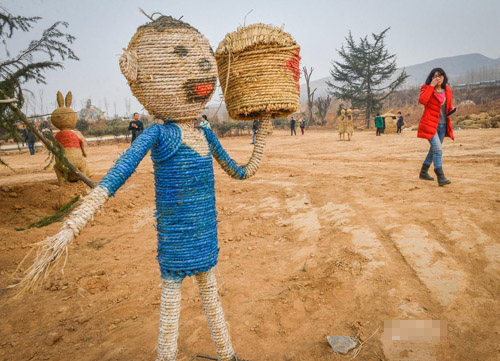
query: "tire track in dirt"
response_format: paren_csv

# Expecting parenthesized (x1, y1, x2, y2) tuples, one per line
(349, 187, 500, 360)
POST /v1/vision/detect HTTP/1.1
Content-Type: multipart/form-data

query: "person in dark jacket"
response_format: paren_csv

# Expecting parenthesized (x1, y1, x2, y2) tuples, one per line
(27, 130, 36, 155)
(418, 67, 455, 186)
(128, 112, 144, 143)
(374, 113, 384, 136)
(290, 117, 296, 136)
(396, 112, 404, 134)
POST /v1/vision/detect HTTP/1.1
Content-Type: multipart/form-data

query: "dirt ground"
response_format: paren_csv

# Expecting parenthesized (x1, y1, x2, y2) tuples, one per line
(0, 128, 499, 361)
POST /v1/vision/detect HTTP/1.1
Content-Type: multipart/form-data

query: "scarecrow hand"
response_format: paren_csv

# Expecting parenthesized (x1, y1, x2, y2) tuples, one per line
(204, 116, 272, 179)
(11, 186, 109, 293)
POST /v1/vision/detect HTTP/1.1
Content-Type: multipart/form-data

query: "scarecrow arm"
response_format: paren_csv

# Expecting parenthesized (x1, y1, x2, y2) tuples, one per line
(12, 125, 162, 293)
(202, 116, 271, 180)
(99, 125, 160, 195)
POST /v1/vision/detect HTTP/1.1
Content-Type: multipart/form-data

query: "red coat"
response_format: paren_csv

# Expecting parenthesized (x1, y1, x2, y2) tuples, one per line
(417, 84, 454, 140)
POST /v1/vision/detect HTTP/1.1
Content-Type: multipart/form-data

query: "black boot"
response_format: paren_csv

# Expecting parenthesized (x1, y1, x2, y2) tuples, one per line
(419, 163, 434, 181)
(434, 168, 451, 186)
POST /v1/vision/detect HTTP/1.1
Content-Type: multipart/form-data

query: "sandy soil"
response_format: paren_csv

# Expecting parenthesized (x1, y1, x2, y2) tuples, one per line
(0, 128, 499, 361)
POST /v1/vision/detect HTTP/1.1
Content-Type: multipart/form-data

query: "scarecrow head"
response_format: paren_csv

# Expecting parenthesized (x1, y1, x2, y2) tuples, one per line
(340, 109, 345, 116)
(51, 91, 77, 130)
(119, 15, 217, 122)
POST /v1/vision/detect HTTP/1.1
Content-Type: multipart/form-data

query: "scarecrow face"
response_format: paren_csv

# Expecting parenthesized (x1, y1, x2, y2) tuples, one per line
(120, 17, 217, 122)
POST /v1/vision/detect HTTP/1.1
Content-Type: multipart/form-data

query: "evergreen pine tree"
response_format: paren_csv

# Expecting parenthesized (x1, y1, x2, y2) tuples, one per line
(0, 6, 78, 142)
(327, 28, 408, 128)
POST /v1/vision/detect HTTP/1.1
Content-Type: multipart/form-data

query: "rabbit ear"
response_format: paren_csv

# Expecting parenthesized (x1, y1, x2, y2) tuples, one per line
(119, 49, 138, 83)
(57, 91, 64, 107)
(65, 91, 73, 107)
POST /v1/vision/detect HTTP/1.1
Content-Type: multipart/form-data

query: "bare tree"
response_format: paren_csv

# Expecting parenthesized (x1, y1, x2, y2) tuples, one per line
(103, 97, 109, 118)
(302, 66, 317, 124)
(314, 94, 332, 125)
(38, 89, 45, 115)
(124, 97, 131, 118)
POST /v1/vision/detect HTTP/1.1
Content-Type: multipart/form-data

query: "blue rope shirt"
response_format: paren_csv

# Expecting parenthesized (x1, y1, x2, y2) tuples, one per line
(99, 123, 248, 280)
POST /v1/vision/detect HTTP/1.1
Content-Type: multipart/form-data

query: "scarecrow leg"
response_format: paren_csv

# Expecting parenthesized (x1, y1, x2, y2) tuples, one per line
(54, 166, 65, 185)
(196, 269, 236, 361)
(157, 277, 183, 361)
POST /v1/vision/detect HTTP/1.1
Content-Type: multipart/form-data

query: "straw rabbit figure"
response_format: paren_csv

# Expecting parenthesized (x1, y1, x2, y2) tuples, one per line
(346, 109, 354, 141)
(15, 16, 285, 361)
(338, 109, 346, 140)
(51, 91, 92, 184)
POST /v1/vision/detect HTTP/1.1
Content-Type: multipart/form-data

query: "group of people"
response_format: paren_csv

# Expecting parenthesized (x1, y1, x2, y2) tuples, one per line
(374, 111, 405, 136)
(290, 116, 306, 136)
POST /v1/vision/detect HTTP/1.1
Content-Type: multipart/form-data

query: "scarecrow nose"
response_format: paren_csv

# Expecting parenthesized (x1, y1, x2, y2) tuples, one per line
(199, 58, 212, 72)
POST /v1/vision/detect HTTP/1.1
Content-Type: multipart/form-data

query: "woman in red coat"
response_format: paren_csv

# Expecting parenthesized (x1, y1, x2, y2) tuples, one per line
(418, 67, 455, 186)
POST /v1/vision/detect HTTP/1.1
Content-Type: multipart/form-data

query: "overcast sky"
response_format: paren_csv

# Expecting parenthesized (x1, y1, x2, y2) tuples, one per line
(3, 0, 500, 116)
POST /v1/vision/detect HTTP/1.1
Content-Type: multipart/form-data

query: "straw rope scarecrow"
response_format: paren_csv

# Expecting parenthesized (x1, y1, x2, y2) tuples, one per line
(14, 15, 300, 361)
(346, 109, 354, 141)
(338, 109, 346, 140)
(51, 91, 92, 184)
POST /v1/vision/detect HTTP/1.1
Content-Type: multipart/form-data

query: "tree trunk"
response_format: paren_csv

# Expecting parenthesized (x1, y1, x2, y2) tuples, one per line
(303, 66, 317, 125)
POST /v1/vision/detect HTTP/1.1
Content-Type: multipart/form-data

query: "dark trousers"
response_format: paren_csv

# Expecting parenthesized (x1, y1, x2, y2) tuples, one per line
(376, 128, 382, 136)
(28, 143, 35, 155)
(291, 127, 296, 135)
(300, 127, 304, 135)
(397, 125, 402, 134)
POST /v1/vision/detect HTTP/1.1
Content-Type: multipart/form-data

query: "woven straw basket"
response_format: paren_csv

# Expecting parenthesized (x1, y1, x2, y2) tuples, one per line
(215, 23, 301, 120)
(119, 16, 218, 121)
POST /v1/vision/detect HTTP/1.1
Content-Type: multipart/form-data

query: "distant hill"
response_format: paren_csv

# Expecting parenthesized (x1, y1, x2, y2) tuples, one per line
(300, 53, 500, 102)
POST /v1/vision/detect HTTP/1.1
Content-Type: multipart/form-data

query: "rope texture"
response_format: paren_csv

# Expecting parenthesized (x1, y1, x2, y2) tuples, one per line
(196, 269, 236, 361)
(157, 277, 183, 361)
(202, 115, 271, 180)
(338, 114, 346, 135)
(121, 16, 217, 121)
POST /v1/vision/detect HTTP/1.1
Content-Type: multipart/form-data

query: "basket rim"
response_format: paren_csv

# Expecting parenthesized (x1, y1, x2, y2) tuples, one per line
(215, 23, 297, 55)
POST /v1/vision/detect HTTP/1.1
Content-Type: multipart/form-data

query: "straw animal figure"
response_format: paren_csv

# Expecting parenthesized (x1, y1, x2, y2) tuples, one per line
(51, 91, 92, 184)
(346, 109, 354, 141)
(14, 16, 300, 361)
(338, 109, 346, 140)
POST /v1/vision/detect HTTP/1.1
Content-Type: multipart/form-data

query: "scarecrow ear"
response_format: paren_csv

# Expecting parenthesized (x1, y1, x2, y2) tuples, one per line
(119, 49, 138, 83)
(65, 91, 73, 107)
(57, 91, 64, 107)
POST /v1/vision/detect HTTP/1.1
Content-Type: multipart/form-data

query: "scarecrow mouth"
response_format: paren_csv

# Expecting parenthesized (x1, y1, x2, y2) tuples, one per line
(184, 77, 216, 101)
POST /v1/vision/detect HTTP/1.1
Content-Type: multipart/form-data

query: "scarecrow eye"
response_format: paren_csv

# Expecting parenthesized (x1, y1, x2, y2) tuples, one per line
(174, 45, 188, 57)
(199, 58, 211, 72)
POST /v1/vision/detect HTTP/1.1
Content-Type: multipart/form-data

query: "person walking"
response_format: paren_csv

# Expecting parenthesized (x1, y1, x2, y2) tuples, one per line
(128, 112, 144, 143)
(199, 114, 211, 129)
(374, 113, 384, 136)
(396, 112, 404, 134)
(27, 130, 36, 155)
(418, 67, 455, 186)
(299, 118, 305, 136)
(251, 119, 259, 144)
(290, 117, 297, 136)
